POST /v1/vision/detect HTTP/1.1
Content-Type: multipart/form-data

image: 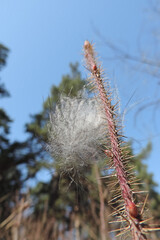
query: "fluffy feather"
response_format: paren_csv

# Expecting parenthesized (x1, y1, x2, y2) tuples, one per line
(47, 96, 107, 174)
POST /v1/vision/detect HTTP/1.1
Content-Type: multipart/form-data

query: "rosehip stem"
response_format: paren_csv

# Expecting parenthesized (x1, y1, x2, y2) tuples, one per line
(84, 41, 147, 240)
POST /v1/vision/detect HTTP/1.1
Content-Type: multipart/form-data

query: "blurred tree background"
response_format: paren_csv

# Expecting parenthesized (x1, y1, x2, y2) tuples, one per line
(1, 2, 160, 239)
(0, 40, 160, 239)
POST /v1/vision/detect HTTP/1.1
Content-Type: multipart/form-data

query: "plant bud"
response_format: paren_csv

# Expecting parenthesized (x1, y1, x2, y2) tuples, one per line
(92, 64, 97, 71)
(128, 202, 138, 218)
(84, 40, 90, 49)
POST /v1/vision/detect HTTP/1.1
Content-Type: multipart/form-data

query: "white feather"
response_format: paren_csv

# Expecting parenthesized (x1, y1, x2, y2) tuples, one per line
(47, 96, 107, 174)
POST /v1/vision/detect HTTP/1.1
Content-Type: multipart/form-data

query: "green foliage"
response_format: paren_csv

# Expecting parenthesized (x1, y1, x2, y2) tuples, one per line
(0, 44, 10, 98)
(0, 44, 9, 69)
(0, 44, 34, 228)
(0, 44, 20, 223)
(49, 63, 85, 104)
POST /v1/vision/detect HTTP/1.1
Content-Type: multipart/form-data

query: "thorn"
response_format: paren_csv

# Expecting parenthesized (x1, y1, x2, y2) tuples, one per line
(139, 194, 149, 216)
(140, 217, 153, 224)
(109, 219, 127, 224)
(109, 226, 129, 233)
(142, 227, 160, 232)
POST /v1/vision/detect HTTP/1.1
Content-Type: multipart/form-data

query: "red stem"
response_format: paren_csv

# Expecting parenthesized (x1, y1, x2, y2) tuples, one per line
(84, 41, 147, 240)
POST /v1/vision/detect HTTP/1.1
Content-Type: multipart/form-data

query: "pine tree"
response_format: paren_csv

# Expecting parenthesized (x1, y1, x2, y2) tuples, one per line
(0, 44, 31, 238)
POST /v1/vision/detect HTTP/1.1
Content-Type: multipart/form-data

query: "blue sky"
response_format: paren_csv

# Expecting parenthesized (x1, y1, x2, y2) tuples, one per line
(0, 0, 160, 190)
